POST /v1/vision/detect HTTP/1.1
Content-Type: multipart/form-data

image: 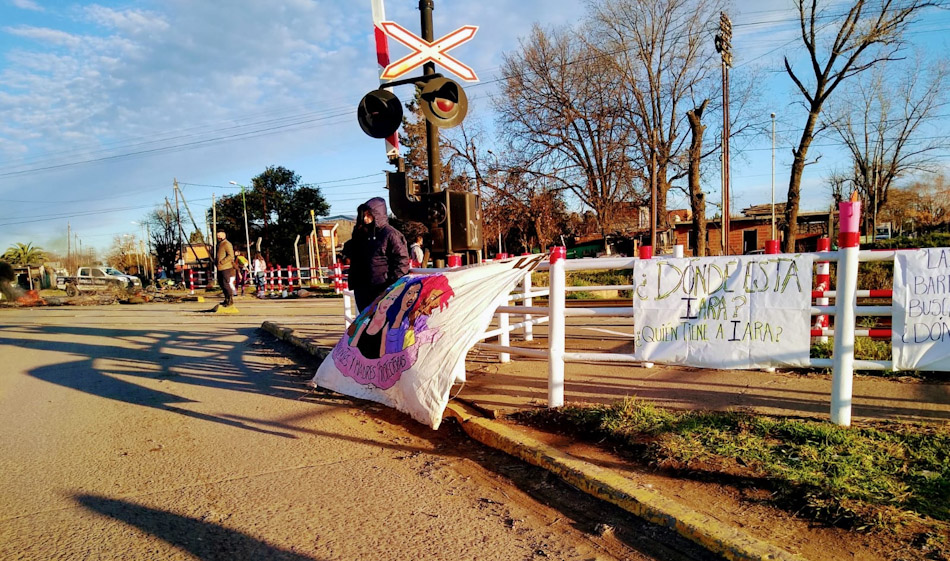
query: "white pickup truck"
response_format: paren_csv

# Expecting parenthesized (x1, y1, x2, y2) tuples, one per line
(57, 266, 142, 296)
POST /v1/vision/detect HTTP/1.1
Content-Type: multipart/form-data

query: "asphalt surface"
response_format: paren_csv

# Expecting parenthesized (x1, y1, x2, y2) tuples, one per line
(0, 297, 722, 561)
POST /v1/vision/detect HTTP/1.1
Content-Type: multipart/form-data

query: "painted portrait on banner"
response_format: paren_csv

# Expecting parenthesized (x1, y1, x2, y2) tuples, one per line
(632, 254, 815, 369)
(309, 255, 544, 429)
(893, 248, 950, 371)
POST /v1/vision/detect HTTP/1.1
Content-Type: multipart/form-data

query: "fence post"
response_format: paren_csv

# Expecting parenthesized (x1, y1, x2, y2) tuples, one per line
(522, 253, 533, 342)
(495, 253, 511, 362)
(343, 291, 353, 329)
(832, 198, 861, 426)
(548, 246, 567, 407)
(815, 237, 831, 343)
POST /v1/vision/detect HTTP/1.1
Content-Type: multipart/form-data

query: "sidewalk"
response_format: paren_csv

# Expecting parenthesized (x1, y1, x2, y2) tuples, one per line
(261, 309, 950, 561)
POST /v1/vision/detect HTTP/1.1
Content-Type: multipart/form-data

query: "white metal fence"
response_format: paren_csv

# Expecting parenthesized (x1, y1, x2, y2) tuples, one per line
(341, 240, 945, 427)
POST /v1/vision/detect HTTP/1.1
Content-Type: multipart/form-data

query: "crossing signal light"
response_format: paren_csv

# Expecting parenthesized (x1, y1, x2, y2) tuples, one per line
(419, 77, 468, 128)
(357, 89, 403, 139)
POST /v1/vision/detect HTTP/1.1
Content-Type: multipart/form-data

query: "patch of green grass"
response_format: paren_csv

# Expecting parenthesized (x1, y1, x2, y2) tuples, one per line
(513, 399, 950, 532)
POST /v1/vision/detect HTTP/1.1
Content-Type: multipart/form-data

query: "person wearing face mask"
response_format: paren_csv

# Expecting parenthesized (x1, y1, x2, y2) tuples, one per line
(343, 197, 409, 312)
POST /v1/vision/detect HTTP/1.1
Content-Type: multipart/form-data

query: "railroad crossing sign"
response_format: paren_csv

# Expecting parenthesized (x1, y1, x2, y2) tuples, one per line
(378, 21, 478, 82)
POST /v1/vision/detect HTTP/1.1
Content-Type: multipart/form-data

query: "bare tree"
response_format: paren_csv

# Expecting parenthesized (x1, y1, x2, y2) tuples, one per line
(782, 0, 937, 251)
(590, 0, 723, 238)
(899, 174, 950, 230)
(496, 24, 639, 246)
(445, 123, 568, 253)
(825, 56, 948, 234)
(686, 100, 710, 256)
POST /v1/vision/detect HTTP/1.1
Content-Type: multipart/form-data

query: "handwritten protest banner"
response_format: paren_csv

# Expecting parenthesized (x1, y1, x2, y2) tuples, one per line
(309, 255, 544, 429)
(892, 248, 950, 371)
(632, 254, 815, 369)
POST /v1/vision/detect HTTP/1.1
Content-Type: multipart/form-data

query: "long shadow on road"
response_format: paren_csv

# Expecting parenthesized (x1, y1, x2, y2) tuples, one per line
(75, 494, 324, 561)
(1, 323, 305, 437)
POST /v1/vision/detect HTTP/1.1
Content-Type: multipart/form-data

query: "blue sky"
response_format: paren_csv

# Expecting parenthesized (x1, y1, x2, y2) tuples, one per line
(1, 0, 948, 257)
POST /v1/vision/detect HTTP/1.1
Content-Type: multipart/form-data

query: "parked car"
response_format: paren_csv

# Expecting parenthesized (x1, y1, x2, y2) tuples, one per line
(56, 266, 142, 296)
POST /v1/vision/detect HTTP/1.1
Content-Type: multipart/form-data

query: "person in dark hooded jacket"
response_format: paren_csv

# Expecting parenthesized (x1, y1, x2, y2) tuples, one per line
(345, 197, 410, 312)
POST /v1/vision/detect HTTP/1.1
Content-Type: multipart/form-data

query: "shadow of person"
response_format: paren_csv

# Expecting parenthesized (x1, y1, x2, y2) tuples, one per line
(30, 357, 297, 438)
(74, 494, 323, 561)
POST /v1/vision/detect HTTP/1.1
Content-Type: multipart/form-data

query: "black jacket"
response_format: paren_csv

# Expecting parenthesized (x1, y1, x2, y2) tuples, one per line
(345, 197, 409, 290)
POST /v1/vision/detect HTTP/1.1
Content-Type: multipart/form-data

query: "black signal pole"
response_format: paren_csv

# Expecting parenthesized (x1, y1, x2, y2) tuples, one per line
(420, 0, 441, 193)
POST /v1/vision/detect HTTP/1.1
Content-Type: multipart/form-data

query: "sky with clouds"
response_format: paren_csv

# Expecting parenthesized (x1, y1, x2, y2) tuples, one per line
(1, 0, 948, 257)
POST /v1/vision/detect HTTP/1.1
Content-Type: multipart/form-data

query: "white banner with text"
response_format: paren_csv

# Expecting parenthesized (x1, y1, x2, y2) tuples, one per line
(633, 254, 815, 369)
(893, 248, 950, 371)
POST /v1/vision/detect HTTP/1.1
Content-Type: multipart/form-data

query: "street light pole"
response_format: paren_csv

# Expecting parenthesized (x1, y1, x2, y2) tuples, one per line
(229, 181, 253, 257)
(771, 112, 776, 241)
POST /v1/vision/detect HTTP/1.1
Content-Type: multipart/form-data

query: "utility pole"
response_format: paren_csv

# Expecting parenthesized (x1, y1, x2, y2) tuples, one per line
(715, 12, 732, 255)
(173, 179, 185, 272)
(650, 132, 657, 251)
(420, 0, 442, 193)
(67, 222, 71, 271)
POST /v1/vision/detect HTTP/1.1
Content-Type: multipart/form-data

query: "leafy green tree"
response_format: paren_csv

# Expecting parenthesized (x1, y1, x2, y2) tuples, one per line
(2, 242, 45, 266)
(212, 166, 329, 265)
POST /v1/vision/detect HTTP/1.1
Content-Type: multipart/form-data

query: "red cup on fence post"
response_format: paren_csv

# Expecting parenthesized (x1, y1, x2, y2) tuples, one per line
(638, 246, 653, 260)
(447, 255, 461, 268)
(765, 240, 780, 254)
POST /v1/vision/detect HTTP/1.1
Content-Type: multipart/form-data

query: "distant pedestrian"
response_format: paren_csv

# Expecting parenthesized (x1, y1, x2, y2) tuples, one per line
(409, 233, 425, 268)
(216, 231, 235, 307)
(235, 251, 249, 296)
(345, 197, 409, 312)
(252, 252, 266, 296)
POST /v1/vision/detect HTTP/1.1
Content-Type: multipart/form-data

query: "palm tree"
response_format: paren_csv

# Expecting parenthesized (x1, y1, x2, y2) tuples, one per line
(2, 242, 46, 266)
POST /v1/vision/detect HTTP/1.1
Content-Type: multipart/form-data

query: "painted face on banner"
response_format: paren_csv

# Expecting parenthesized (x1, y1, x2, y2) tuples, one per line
(420, 289, 445, 316)
(402, 283, 421, 312)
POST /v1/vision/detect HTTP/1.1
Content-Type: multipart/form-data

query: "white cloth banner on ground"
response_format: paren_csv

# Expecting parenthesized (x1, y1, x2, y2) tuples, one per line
(310, 255, 544, 429)
(892, 248, 950, 371)
(632, 254, 815, 369)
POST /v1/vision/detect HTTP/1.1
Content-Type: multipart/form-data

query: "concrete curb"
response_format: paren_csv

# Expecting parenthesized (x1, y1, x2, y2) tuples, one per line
(444, 403, 808, 561)
(260, 321, 331, 360)
(260, 321, 809, 561)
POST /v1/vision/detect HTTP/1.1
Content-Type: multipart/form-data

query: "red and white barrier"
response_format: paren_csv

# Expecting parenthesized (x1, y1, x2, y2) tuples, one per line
(814, 237, 831, 342)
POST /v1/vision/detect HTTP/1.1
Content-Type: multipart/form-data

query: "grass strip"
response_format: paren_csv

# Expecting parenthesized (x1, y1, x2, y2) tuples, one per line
(512, 398, 950, 534)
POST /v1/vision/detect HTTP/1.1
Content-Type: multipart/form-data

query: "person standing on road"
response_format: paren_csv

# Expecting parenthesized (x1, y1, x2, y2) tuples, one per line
(252, 252, 266, 296)
(345, 197, 409, 312)
(216, 230, 236, 307)
(235, 251, 249, 296)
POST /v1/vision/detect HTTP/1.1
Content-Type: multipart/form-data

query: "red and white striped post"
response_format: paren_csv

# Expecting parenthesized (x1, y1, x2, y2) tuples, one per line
(832, 195, 861, 426)
(371, 0, 399, 159)
(333, 263, 343, 294)
(276, 265, 284, 296)
(188, 268, 195, 295)
(814, 237, 831, 343)
(548, 246, 567, 407)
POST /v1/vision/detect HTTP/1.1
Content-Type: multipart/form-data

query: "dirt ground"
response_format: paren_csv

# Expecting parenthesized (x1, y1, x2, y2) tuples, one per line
(500, 416, 949, 561)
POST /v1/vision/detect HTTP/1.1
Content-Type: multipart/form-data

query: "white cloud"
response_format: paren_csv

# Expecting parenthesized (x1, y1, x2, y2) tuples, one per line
(11, 0, 43, 12)
(83, 5, 170, 35)
(3, 25, 82, 48)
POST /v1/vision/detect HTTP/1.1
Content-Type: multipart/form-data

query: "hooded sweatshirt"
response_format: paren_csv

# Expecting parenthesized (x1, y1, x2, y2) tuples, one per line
(346, 197, 409, 290)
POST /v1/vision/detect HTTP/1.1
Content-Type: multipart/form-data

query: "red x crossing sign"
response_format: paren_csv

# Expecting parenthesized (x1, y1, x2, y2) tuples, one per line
(379, 21, 478, 82)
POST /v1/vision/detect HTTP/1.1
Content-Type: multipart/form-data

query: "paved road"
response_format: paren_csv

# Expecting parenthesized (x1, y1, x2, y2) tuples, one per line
(0, 299, 718, 561)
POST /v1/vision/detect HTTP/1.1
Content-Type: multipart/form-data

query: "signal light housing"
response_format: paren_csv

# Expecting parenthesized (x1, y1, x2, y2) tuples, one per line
(357, 89, 403, 139)
(419, 77, 468, 128)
